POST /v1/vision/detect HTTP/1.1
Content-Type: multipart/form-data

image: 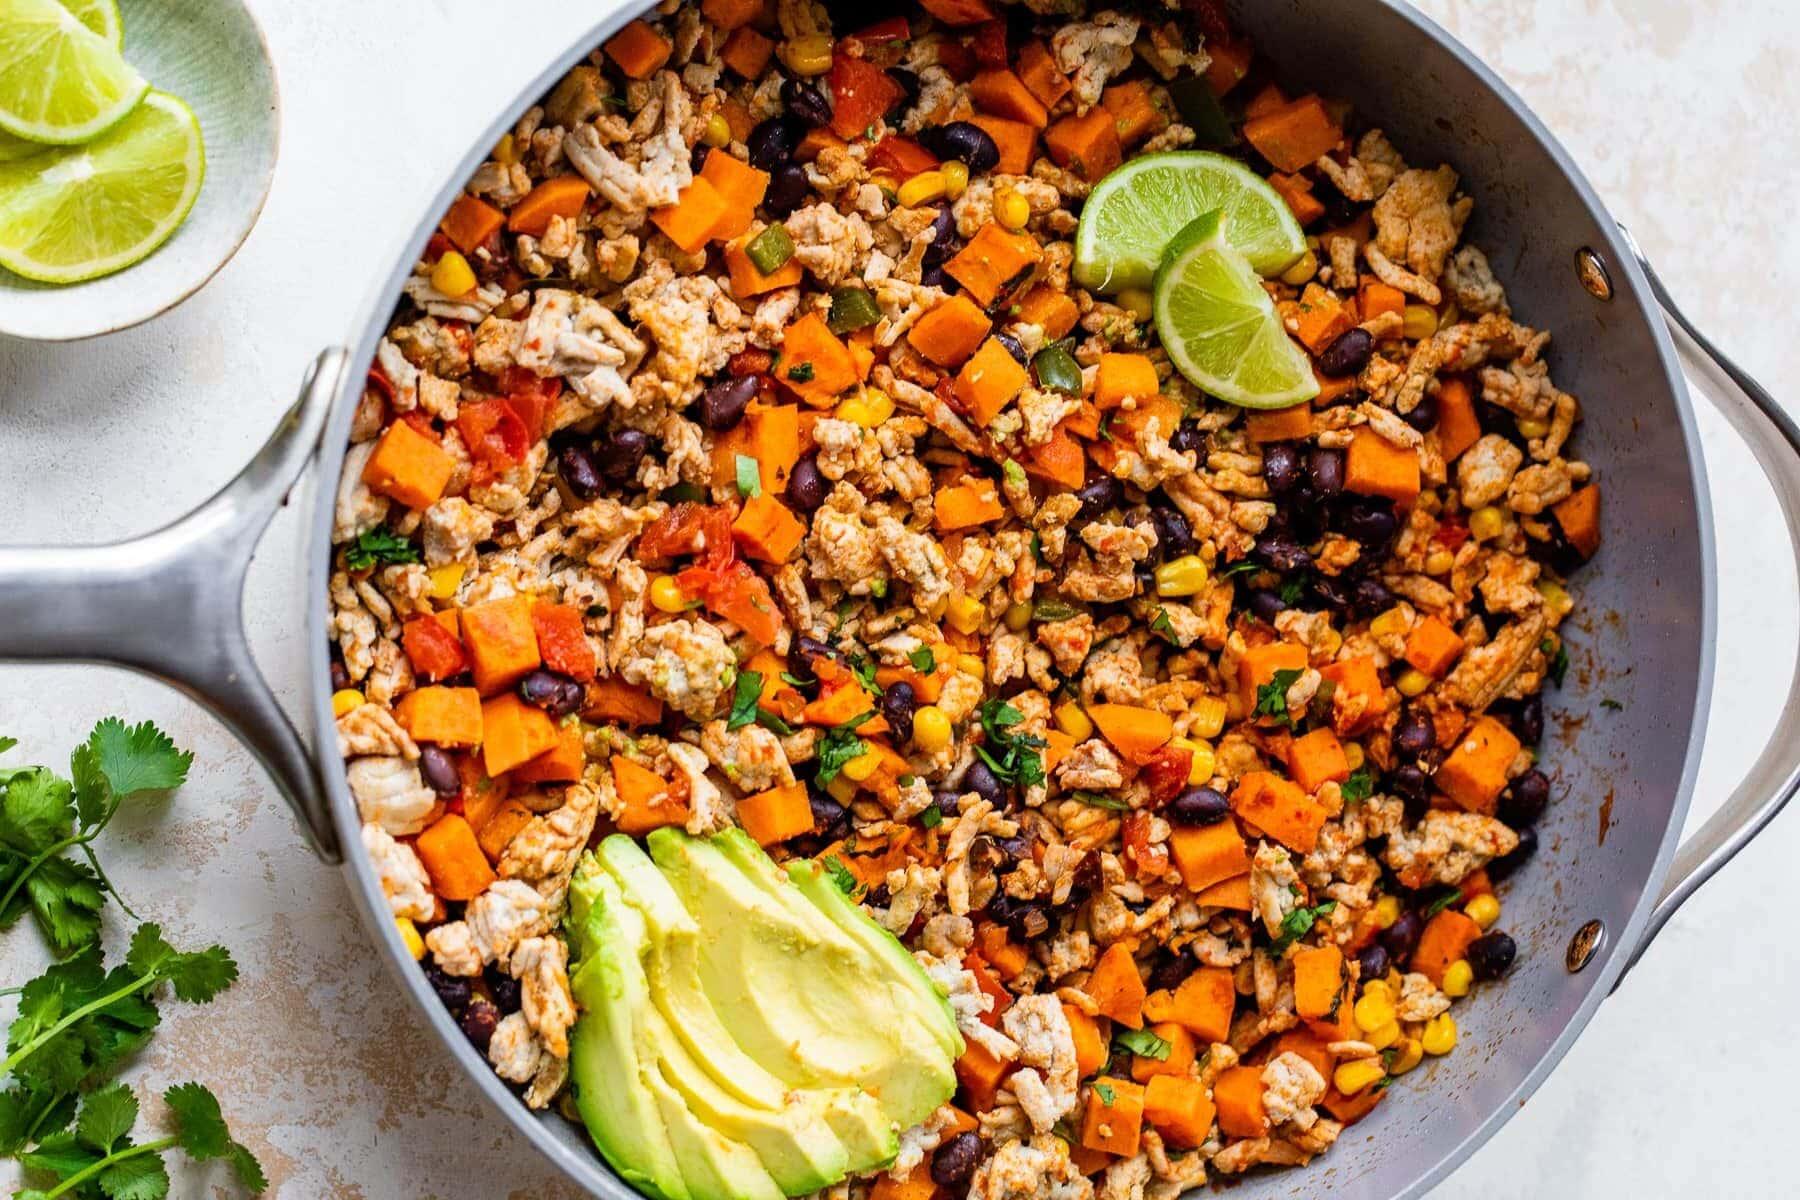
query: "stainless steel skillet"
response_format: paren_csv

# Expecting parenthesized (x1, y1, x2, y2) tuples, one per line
(2, 1, 1798, 1195)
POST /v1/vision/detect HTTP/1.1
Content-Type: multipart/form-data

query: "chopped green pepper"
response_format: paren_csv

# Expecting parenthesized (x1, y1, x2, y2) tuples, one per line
(1031, 343, 1083, 395)
(827, 287, 882, 335)
(1168, 77, 1236, 149)
(1032, 599, 1079, 622)
(746, 223, 795, 274)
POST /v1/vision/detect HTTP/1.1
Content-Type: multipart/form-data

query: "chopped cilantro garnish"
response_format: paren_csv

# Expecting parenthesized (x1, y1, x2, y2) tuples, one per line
(1093, 1082, 1116, 1106)
(786, 361, 815, 383)
(1253, 668, 1305, 727)
(822, 855, 860, 897)
(1424, 888, 1463, 918)
(1150, 609, 1177, 643)
(1112, 1027, 1172, 1061)
(1600, 697, 1623, 711)
(1340, 766, 1374, 804)
(1278, 576, 1306, 606)
(815, 712, 874, 785)
(1219, 560, 1259, 579)
(343, 525, 419, 572)
(909, 646, 937, 674)
(726, 671, 763, 731)
(919, 804, 943, 829)
(847, 653, 881, 693)
(1070, 790, 1131, 811)
(975, 700, 1046, 788)
(1270, 899, 1337, 952)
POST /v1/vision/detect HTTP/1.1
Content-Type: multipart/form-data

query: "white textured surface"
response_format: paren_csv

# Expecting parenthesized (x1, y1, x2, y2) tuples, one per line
(0, 1, 1796, 1196)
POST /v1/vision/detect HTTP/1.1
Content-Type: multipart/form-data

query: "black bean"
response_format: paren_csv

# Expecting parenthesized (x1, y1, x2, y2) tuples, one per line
(922, 204, 959, 266)
(1338, 498, 1397, 548)
(486, 968, 522, 1014)
(993, 833, 1033, 863)
(1151, 507, 1196, 559)
(809, 790, 851, 843)
(1403, 389, 1439, 432)
(1379, 910, 1423, 961)
(329, 659, 351, 692)
(781, 79, 832, 128)
(882, 681, 917, 744)
(1309, 573, 1354, 616)
(747, 116, 801, 171)
(594, 428, 649, 484)
(1351, 575, 1394, 617)
(795, 635, 841, 667)
(995, 331, 1028, 363)
(520, 669, 585, 718)
(931, 1133, 982, 1189)
(1499, 769, 1550, 829)
(1253, 533, 1312, 573)
(420, 745, 461, 795)
(1487, 825, 1538, 882)
(1467, 931, 1517, 981)
(764, 162, 811, 216)
(785, 456, 828, 512)
(700, 375, 757, 431)
(1246, 588, 1287, 623)
(1147, 951, 1193, 992)
(460, 999, 500, 1051)
(920, 121, 1000, 172)
(920, 263, 951, 290)
(962, 760, 1006, 807)
(1167, 787, 1230, 825)
(1500, 693, 1545, 746)
(1262, 443, 1303, 493)
(1071, 851, 1103, 897)
(1355, 942, 1390, 984)
(423, 962, 472, 1013)
(1170, 423, 1205, 455)
(1075, 475, 1121, 519)
(886, 68, 921, 123)
(557, 443, 604, 500)
(1317, 327, 1375, 377)
(1308, 446, 1345, 495)
(1392, 709, 1436, 759)
(1390, 762, 1430, 804)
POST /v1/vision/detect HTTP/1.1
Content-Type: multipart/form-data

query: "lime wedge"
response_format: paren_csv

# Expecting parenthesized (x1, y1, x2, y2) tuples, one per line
(1074, 151, 1306, 292)
(1152, 210, 1319, 410)
(0, 91, 205, 283)
(62, 0, 124, 45)
(0, 0, 147, 145)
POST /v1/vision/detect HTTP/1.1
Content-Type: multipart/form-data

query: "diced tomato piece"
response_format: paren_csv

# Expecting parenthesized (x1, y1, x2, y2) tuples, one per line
(456, 398, 530, 472)
(531, 602, 598, 681)
(850, 15, 909, 43)
(424, 232, 454, 260)
(399, 410, 438, 441)
(828, 55, 905, 140)
(968, 20, 1008, 68)
(498, 366, 562, 441)
(1141, 746, 1194, 806)
(366, 366, 396, 405)
(936, 39, 977, 82)
(1433, 517, 1471, 551)
(638, 502, 737, 565)
(963, 953, 1013, 1025)
(402, 615, 468, 682)
(867, 136, 940, 179)
(1121, 809, 1170, 875)
(677, 559, 783, 647)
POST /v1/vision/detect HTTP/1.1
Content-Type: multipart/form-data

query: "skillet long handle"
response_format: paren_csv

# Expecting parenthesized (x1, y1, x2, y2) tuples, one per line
(0, 348, 351, 864)
(1619, 229, 1800, 976)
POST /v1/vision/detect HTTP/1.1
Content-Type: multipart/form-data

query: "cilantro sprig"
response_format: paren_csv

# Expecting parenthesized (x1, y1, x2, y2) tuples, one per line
(975, 701, 1046, 789)
(1252, 668, 1305, 728)
(1112, 1027, 1172, 1061)
(1270, 900, 1337, 953)
(0, 722, 193, 957)
(16, 1080, 264, 1199)
(342, 525, 419, 572)
(815, 713, 874, 786)
(1340, 766, 1374, 804)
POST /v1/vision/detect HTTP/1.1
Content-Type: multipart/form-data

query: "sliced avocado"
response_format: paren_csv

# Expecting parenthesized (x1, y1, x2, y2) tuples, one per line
(641, 1056, 785, 1200)
(597, 835, 866, 1192)
(781, 848, 964, 1060)
(565, 864, 692, 1200)
(646, 828, 957, 1133)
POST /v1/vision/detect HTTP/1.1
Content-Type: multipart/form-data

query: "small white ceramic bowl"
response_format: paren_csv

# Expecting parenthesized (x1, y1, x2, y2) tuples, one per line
(0, 0, 280, 341)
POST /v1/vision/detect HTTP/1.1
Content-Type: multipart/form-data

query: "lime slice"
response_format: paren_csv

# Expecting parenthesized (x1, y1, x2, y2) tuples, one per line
(0, 91, 205, 283)
(0, 0, 147, 145)
(1152, 210, 1319, 410)
(62, 0, 125, 45)
(1074, 151, 1306, 292)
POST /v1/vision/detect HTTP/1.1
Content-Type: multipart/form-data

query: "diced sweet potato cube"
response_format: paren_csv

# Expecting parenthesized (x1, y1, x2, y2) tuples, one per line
(1245, 402, 1312, 443)
(1144, 1075, 1215, 1149)
(908, 294, 994, 366)
(1292, 946, 1346, 1020)
(604, 19, 673, 79)
(1231, 771, 1329, 853)
(1293, 282, 1355, 353)
(512, 721, 585, 784)
(460, 595, 542, 695)
(1014, 285, 1077, 340)
(1436, 715, 1521, 814)
(1319, 655, 1389, 736)
(968, 113, 1036, 174)
(736, 782, 814, 846)
(1286, 728, 1350, 794)
(1093, 353, 1160, 409)
(969, 68, 1049, 128)
(1404, 614, 1466, 677)
(1064, 1003, 1109, 1078)
(583, 677, 665, 727)
(395, 686, 483, 747)
(732, 493, 806, 563)
(480, 693, 560, 777)
(1166, 966, 1235, 1044)
(651, 176, 729, 254)
(362, 421, 454, 511)
(1212, 1066, 1268, 1139)
(612, 756, 687, 835)
(1553, 483, 1601, 559)
(415, 813, 496, 901)
(1129, 1022, 1197, 1083)
(1168, 822, 1249, 893)
(1194, 874, 1251, 910)
(1412, 909, 1483, 986)
(1088, 942, 1146, 1029)
(475, 797, 535, 862)
(1435, 376, 1482, 461)
(1242, 94, 1342, 173)
(1345, 426, 1421, 504)
(1044, 109, 1122, 180)
(1237, 641, 1309, 712)
(956, 337, 1030, 427)
(945, 224, 1042, 307)
(1080, 1078, 1144, 1157)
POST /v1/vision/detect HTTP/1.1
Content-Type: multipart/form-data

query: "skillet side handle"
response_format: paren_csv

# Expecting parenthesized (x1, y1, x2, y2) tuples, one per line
(0, 348, 351, 864)
(1619, 230, 1800, 978)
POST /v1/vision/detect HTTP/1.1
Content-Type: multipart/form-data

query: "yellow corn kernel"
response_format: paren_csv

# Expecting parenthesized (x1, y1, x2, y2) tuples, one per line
(1344, 742, 1366, 771)
(1004, 602, 1034, 632)
(431, 250, 477, 298)
(1402, 304, 1439, 340)
(1353, 991, 1397, 1034)
(1370, 606, 1410, 638)
(1316, 626, 1344, 657)
(1054, 702, 1094, 740)
(1469, 506, 1505, 542)
(1516, 416, 1550, 439)
(1280, 248, 1319, 286)
(897, 170, 948, 208)
(863, 387, 895, 424)
(1389, 1037, 1424, 1075)
(995, 187, 1030, 231)
(1177, 739, 1216, 785)
(1373, 895, 1402, 929)
(946, 593, 985, 635)
(834, 390, 892, 428)
(1441, 959, 1474, 998)
(649, 574, 689, 614)
(826, 773, 858, 803)
(1395, 668, 1432, 698)
(1366, 1020, 1402, 1051)
(1333, 1058, 1387, 1096)
(1421, 1013, 1458, 1056)
(1423, 548, 1455, 576)
(1190, 696, 1228, 740)
(913, 705, 953, 752)
(940, 160, 970, 200)
(868, 169, 900, 198)
(1384, 967, 1404, 992)
(396, 916, 425, 960)
(842, 748, 884, 783)
(427, 562, 466, 601)
(1464, 893, 1502, 930)
(1360, 978, 1393, 1002)
(955, 652, 985, 679)
(703, 112, 731, 148)
(1116, 287, 1154, 321)
(1537, 580, 1573, 616)
(492, 133, 518, 165)
(1155, 555, 1210, 597)
(331, 689, 365, 718)
(781, 34, 834, 76)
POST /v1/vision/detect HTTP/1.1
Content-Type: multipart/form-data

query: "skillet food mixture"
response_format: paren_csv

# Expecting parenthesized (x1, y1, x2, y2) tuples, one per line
(328, 0, 1601, 1194)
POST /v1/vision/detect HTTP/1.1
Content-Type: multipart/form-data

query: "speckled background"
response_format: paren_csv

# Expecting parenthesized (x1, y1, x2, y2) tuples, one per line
(2, 0, 1796, 1196)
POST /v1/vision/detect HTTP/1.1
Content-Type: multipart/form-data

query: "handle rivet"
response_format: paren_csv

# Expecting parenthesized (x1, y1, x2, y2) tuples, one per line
(1566, 919, 1605, 972)
(1575, 248, 1613, 301)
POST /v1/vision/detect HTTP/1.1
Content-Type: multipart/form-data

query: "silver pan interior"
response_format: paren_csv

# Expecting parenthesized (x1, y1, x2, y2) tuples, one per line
(308, 1, 1716, 1196)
